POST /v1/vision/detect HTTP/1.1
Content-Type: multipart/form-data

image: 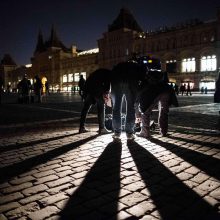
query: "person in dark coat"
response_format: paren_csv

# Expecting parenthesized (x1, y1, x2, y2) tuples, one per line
(17, 74, 31, 103)
(34, 75, 42, 103)
(214, 71, 220, 103)
(78, 75, 86, 100)
(136, 70, 178, 138)
(111, 59, 146, 141)
(79, 68, 111, 134)
(0, 76, 3, 104)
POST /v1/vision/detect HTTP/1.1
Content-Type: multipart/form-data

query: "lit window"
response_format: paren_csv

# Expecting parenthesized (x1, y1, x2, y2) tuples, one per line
(63, 75, 67, 83)
(201, 55, 216, 71)
(181, 57, 195, 72)
(80, 72, 86, 79)
(74, 73, 80, 82)
(68, 73, 73, 82)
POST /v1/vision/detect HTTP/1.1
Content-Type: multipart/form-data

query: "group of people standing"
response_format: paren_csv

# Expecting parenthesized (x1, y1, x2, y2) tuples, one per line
(79, 56, 179, 142)
(17, 75, 43, 103)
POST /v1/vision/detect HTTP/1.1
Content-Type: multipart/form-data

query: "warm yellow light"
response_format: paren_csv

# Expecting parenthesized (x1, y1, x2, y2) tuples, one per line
(148, 60, 152, 63)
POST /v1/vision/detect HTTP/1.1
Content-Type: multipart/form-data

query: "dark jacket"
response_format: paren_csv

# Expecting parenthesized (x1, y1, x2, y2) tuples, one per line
(84, 68, 111, 97)
(137, 71, 179, 112)
(111, 61, 146, 85)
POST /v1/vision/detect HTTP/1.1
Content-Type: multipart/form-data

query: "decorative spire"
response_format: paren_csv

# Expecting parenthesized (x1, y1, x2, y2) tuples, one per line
(49, 25, 60, 47)
(34, 29, 45, 53)
(44, 25, 70, 52)
(108, 8, 143, 32)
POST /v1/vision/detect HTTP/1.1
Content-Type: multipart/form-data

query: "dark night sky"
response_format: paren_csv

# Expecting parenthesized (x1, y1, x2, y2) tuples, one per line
(0, 0, 219, 65)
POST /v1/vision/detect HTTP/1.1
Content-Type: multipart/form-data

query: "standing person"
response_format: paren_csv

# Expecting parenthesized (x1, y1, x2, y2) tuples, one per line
(111, 59, 146, 142)
(17, 74, 31, 103)
(136, 71, 178, 138)
(78, 75, 86, 100)
(214, 71, 220, 103)
(34, 75, 42, 103)
(79, 68, 111, 134)
(0, 76, 3, 104)
(174, 83, 179, 95)
(186, 82, 192, 96)
(180, 84, 186, 96)
(45, 81, 50, 95)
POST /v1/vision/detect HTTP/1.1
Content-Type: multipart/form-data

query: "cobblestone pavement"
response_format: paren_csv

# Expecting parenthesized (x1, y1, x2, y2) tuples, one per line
(0, 103, 220, 220)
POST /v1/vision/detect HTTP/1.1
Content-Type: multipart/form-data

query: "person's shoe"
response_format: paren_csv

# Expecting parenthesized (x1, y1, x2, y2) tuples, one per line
(136, 127, 150, 139)
(126, 133, 135, 140)
(112, 133, 121, 142)
(136, 132, 150, 139)
(160, 132, 168, 137)
(79, 127, 89, 133)
(99, 128, 111, 135)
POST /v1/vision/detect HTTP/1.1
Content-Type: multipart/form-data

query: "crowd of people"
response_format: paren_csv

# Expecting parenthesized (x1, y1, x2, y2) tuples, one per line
(78, 56, 179, 142)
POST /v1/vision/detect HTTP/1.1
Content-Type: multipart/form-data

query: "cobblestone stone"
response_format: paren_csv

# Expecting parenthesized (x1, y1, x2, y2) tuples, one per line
(0, 102, 219, 219)
(28, 206, 60, 220)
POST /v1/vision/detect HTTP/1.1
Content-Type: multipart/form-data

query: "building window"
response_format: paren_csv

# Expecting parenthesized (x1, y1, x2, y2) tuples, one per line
(166, 60, 177, 73)
(181, 58, 195, 72)
(74, 73, 80, 82)
(74, 72, 86, 82)
(68, 73, 73, 82)
(80, 72, 86, 79)
(201, 55, 216, 71)
(63, 74, 67, 83)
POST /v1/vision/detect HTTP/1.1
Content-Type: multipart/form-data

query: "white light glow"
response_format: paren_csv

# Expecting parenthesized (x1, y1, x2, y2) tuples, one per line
(181, 58, 195, 72)
(78, 48, 99, 56)
(201, 55, 216, 71)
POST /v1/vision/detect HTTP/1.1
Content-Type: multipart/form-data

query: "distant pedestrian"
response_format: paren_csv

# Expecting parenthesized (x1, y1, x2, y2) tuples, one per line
(201, 87, 204, 94)
(78, 75, 85, 100)
(186, 83, 192, 96)
(0, 76, 3, 104)
(34, 75, 42, 103)
(45, 81, 50, 95)
(204, 87, 208, 94)
(174, 83, 179, 95)
(17, 74, 31, 103)
(214, 71, 220, 103)
(180, 84, 186, 96)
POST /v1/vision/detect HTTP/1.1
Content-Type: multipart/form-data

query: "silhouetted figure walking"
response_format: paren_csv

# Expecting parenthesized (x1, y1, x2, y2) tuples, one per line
(78, 75, 85, 100)
(180, 84, 186, 96)
(186, 83, 192, 96)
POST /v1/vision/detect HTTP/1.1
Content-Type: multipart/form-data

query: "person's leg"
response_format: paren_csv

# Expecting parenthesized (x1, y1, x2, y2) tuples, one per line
(124, 84, 136, 137)
(158, 92, 170, 136)
(96, 96, 110, 134)
(79, 95, 93, 133)
(111, 83, 123, 137)
(138, 103, 155, 138)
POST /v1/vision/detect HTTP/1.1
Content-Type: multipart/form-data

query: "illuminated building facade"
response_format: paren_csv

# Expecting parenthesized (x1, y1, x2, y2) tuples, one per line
(1, 8, 220, 91)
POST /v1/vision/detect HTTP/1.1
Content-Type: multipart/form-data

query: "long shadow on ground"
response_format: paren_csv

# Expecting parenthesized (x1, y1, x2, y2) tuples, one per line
(59, 141, 122, 219)
(128, 141, 219, 220)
